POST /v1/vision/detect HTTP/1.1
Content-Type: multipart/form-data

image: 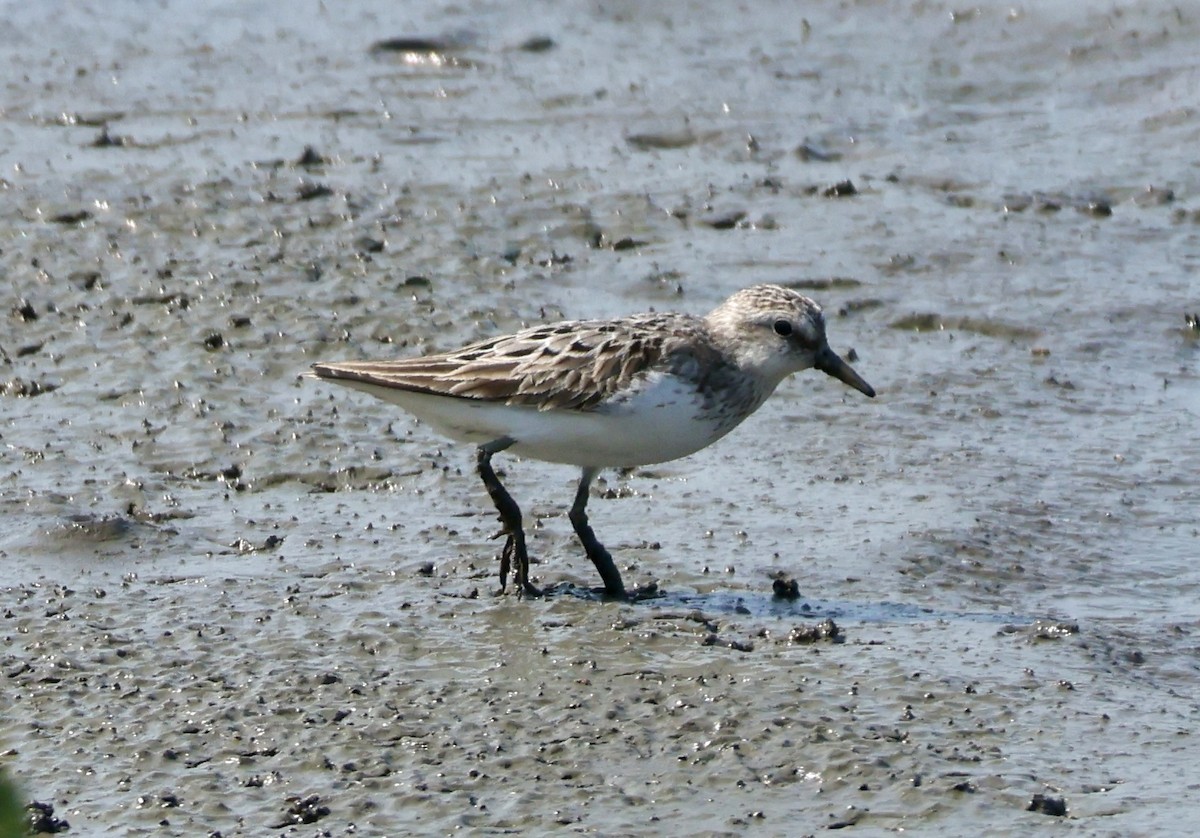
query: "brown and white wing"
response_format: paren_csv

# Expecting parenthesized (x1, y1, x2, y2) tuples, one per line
(309, 315, 707, 412)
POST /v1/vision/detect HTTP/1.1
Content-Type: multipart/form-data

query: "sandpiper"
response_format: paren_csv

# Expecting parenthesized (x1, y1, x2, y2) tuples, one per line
(307, 284, 875, 599)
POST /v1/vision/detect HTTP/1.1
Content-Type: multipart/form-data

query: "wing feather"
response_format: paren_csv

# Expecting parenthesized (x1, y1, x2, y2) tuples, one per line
(310, 313, 716, 411)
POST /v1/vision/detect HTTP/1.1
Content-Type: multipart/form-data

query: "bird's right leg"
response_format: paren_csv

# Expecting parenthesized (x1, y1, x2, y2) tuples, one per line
(477, 439, 541, 598)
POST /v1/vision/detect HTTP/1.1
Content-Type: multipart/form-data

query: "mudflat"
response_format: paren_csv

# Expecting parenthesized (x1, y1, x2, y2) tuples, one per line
(3, 1, 1198, 834)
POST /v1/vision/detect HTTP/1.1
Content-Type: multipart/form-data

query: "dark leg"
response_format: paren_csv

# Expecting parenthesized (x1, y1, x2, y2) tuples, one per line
(569, 467, 626, 598)
(477, 439, 541, 598)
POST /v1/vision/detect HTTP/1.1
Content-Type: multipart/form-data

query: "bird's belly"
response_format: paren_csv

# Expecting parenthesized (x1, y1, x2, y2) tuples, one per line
(346, 376, 744, 468)
(509, 396, 724, 467)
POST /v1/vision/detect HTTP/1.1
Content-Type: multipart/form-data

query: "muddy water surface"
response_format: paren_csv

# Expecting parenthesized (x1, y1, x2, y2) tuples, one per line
(3, 1, 1199, 834)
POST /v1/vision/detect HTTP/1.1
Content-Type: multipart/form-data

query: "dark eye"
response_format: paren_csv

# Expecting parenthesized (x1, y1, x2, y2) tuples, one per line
(773, 319, 793, 337)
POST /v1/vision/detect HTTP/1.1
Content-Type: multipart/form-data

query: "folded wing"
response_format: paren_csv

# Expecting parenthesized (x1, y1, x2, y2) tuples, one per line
(310, 315, 710, 412)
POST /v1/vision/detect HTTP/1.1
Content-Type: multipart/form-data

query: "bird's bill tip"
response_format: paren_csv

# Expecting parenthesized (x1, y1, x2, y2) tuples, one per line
(816, 347, 876, 398)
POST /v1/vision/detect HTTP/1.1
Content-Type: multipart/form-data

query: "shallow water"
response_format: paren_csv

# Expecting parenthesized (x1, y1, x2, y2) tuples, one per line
(3, 0, 1199, 834)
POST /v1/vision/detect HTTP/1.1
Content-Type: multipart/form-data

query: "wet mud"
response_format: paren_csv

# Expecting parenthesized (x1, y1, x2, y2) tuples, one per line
(3, 0, 1200, 834)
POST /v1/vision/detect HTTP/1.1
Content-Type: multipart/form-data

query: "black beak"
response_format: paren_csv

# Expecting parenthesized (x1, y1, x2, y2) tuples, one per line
(815, 345, 876, 398)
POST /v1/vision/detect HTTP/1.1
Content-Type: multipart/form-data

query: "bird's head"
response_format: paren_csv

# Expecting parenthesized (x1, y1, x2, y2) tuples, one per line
(705, 284, 875, 397)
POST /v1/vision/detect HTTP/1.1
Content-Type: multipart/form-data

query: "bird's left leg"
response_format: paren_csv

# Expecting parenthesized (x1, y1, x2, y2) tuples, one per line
(569, 467, 627, 598)
(477, 438, 541, 598)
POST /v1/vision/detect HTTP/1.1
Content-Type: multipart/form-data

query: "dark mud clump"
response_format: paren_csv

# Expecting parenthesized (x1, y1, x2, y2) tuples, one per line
(270, 794, 330, 828)
(27, 800, 70, 834)
(702, 633, 755, 652)
(787, 618, 841, 644)
(771, 574, 801, 599)
(823, 179, 858, 197)
(1028, 794, 1068, 817)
